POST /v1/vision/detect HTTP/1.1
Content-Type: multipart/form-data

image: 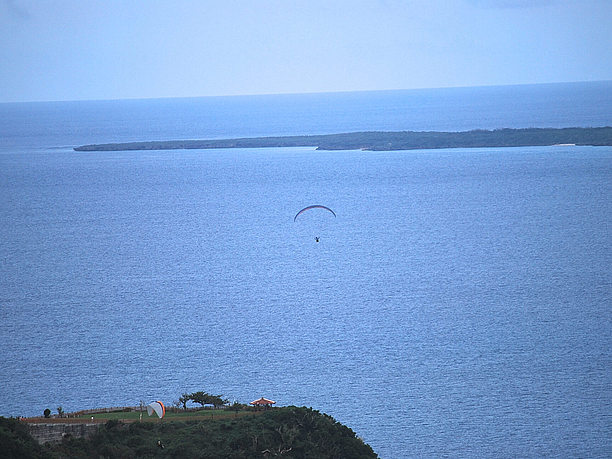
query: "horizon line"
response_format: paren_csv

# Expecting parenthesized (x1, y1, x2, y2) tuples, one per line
(2, 79, 611, 105)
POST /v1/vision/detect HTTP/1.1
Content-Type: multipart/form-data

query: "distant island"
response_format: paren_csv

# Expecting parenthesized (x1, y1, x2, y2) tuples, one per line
(74, 127, 612, 152)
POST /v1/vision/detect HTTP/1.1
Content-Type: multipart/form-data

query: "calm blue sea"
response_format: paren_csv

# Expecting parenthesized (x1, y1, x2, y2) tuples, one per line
(1, 82, 611, 458)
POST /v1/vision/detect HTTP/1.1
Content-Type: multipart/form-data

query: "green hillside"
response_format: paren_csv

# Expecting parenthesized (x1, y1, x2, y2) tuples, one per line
(2, 406, 378, 458)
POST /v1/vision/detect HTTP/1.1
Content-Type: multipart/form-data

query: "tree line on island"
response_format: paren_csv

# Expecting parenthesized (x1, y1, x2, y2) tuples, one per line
(74, 126, 612, 152)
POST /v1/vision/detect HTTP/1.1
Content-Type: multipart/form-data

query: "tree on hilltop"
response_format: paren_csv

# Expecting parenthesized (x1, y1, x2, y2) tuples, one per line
(178, 393, 191, 410)
(188, 391, 228, 409)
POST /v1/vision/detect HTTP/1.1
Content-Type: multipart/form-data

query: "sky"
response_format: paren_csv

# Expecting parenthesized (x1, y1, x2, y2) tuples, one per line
(1, 0, 611, 102)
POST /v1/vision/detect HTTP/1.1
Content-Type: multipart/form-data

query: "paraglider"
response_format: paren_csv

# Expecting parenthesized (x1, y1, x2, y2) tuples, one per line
(294, 205, 336, 242)
(146, 401, 165, 419)
(294, 205, 336, 222)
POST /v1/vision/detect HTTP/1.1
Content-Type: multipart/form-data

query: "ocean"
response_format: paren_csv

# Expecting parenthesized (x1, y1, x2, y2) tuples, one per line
(1, 81, 611, 457)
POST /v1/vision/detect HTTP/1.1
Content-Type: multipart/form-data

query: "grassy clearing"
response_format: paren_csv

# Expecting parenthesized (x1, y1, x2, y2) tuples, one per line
(75, 409, 260, 422)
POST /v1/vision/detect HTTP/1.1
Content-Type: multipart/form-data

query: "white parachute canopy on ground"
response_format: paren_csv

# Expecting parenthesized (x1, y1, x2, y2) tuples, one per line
(146, 401, 165, 418)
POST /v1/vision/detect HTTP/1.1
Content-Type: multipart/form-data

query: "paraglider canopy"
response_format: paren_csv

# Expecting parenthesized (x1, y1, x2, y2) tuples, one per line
(294, 205, 336, 222)
(147, 401, 165, 419)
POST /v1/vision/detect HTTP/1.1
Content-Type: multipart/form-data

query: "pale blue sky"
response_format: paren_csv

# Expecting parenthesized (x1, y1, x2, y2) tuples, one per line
(1, 0, 611, 102)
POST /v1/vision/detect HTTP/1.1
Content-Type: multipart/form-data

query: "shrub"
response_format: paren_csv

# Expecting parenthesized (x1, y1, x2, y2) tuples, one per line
(0, 417, 48, 459)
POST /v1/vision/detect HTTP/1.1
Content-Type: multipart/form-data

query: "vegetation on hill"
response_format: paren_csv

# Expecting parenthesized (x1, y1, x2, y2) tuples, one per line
(73, 127, 612, 152)
(0, 417, 48, 459)
(2, 406, 378, 458)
